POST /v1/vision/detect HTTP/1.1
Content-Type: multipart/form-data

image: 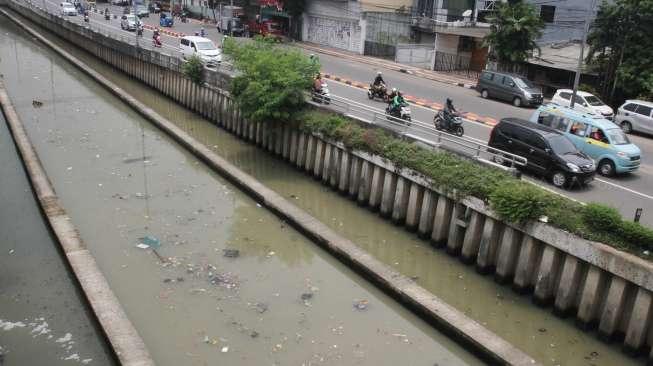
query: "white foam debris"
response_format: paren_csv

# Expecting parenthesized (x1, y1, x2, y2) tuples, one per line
(56, 333, 73, 343)
(63, 353, 80, 361)
(0, 320, 26, 331)
(30, 321, 51, 337)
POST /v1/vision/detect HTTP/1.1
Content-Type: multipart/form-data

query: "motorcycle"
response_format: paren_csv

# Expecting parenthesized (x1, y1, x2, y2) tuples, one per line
(434, 111, 464, 137)
(152, 35, 162, 47)
(312, 82, 331, 104)
(367, 83, 388, 102)
(137, 25, 143, 36)
(104, 11, 110, 20)
(386, 102, 411, 123)
(84, 14, 89, 22)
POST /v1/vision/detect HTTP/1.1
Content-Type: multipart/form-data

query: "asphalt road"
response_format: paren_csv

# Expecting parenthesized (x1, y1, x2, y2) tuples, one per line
(31, 0, 653, 228)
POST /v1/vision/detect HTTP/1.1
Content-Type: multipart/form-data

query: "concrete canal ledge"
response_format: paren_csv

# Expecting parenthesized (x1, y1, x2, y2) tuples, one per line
(1, 6, 541, 366)
(5, 0, 653, 362)
(0, 80, 154, 365)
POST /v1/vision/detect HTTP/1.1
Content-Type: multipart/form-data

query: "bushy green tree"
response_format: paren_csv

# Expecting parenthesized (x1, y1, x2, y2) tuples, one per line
(587, 0, 653, 102)
(222, 36, 320, 122)
(182, 55, 204, 84)
(483, 1, 544, 64)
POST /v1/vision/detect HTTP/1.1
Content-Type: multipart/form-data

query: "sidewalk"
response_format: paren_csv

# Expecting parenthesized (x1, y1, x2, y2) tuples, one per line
(294, 41, 479, 89)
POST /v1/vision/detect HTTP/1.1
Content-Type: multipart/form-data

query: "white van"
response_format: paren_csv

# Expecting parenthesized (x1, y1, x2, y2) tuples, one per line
(551, 89, 614, 120)
(180, 36, 222, 66)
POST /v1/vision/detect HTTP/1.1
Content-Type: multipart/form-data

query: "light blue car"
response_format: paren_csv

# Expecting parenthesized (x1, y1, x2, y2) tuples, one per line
(530, 104, 641, 176)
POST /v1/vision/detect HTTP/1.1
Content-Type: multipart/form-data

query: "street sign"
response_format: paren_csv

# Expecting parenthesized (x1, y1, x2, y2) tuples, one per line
(635, 208, 643, 223)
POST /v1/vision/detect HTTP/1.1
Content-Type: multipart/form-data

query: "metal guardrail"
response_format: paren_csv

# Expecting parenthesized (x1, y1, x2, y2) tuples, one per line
(309, 93, 527, 171)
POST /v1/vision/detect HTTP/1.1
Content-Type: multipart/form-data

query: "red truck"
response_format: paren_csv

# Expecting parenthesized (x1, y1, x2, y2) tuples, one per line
(247, 18, 283, 40)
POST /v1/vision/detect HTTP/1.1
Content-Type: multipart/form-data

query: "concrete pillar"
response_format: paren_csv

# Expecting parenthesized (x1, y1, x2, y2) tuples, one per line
(368, 165, 384, 210)
(379, 171, 397, 218)
(296, 132, 308, 169)
(338, 151, 351, 193)
(431, 195, 453, 247)
(460, 211, 485, 264)
(274, 126, 283, 155)
(391, 177, 410, 224)
(446, 203, 467, 255)
(348, 156, 361, 198)
(533, 245, 562, 306)
(255, 121, 263, 145)
(512, 236, 540, 293)
(321, 143, 332, 183)
(624, 288, 653, 354)
(404, 183, 423, 231)
(313, 139, 325, 178)
(357, 160, 372, 205)
(248, 119, 256, 142)
(329, 148, 340, 188)
(417, 191, 436, 239)
(576, 266, 606, 329)
(476, 218, 501, 274)
(282, 125, 291, 159)
(289, 130, 299, 164)
(305, 135, 316, 173)
(494, 226, 522, 284)
(598, 276, 628, 340)
(553, 255, 583, 316)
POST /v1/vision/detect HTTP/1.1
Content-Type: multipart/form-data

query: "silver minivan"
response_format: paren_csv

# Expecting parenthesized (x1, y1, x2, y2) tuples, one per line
(476, 70, 543, 108)
(615, 100, 653, 135)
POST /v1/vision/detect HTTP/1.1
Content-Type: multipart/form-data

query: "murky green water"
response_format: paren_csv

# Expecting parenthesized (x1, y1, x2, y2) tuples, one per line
(0, 15, 483, 366)
(0, 105, 115, 364)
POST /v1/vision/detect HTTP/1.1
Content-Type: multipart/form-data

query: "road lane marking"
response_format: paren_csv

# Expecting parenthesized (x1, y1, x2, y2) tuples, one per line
(595, 178, 653, 201)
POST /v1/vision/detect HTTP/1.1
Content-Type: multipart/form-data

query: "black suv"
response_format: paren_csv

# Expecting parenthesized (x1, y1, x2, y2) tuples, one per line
(489, 118, 596, 188)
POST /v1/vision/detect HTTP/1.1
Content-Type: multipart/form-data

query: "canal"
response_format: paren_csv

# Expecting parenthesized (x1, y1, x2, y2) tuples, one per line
(0, 11, 645, 365)
(0, 15, 482, 366)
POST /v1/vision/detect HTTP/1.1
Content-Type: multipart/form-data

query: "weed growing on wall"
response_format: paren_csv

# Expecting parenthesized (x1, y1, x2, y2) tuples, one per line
(182, 55, 204, 84)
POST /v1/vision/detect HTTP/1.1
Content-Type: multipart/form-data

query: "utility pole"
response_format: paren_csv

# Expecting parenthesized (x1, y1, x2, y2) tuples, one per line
(570, 0, 596, 108)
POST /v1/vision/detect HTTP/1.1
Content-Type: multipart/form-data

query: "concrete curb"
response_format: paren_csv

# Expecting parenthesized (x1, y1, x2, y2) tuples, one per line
(142, 23, 184, 37)
(0, 78, 154, 365)
(2, 8, 540, 366)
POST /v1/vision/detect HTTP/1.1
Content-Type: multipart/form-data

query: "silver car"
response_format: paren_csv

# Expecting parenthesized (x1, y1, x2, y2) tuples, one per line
(616, 100, 653, 135)
(120, 14, 139, 31)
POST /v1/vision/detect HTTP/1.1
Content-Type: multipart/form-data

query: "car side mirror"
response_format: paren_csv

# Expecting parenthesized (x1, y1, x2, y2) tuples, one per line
(510, 82, 515, 87)
(545, 148, 552, 154)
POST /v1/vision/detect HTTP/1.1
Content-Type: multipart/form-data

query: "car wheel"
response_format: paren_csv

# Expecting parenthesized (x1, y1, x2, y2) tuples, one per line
(481, 89, 489, 99)
(513, 97, 522, 107)
(620, 121, 633, 134)
(551, 171, 568, 188)
(598, 159, 615, 176)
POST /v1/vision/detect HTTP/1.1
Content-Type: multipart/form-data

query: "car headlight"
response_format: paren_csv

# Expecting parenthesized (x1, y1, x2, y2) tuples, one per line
(566, 163, 580, 172)
(524, 92, 532, 99)
(617, 151, 628, 159)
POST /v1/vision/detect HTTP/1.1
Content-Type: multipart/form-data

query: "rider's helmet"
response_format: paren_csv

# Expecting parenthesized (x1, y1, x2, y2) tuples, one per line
(446, 98, 453, 105)
(377, 71, 382, 76)
(392, 87, 397, 93)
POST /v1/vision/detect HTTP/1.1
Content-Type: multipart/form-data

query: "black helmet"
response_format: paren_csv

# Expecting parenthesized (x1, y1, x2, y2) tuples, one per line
(446, 98, 453, 104)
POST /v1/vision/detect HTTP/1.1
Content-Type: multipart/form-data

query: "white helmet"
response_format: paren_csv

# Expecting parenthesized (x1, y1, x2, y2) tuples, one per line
(392, 87, 397, 93)
(377, 71, 382, 75)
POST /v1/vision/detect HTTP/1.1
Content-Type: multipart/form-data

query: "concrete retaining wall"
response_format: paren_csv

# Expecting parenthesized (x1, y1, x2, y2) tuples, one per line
(6, 1, 653, 360)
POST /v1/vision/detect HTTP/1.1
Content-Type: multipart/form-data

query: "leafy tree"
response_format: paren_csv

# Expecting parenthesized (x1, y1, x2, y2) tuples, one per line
(483, 1, 544, 65)
(586, 0, 653, 103)
(182, 55, 204, 84)
(222, 36, 320, 123)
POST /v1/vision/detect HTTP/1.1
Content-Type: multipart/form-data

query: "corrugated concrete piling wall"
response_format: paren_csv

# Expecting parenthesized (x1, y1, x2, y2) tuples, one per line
(5, 1, 653, 361)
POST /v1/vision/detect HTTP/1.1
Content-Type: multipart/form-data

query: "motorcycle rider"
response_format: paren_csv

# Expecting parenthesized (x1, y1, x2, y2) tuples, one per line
(372, 71, 386, 95)
(387, 87, 397, 103)
(200, 27, 206, 37)
(442, 98, 457, 130)
(390, 91, 405, 115)
(152, 28, 161, 46)
(313, 73, 323, 93)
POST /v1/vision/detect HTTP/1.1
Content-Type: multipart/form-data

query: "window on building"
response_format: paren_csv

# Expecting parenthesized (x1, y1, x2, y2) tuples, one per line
(458, 36, 474, 52)
(540, 5, 555, 23)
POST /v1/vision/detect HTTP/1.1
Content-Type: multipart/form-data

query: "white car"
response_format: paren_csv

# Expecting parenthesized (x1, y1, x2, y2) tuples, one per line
(551, 89, 614, 120)
(615, 100, 653, 134)
(179, 36, 222, 66)
(60, 2, 77, 15)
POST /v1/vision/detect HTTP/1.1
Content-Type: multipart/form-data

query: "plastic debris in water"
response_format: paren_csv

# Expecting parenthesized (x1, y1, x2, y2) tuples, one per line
(139, 236, 161, 249)
(223, 249, 240, 258)
(221, 346, 229, 353)
(353, 299, 369, 311)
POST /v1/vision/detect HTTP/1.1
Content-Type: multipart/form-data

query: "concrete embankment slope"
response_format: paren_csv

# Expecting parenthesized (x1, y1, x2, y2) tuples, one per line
(0, 85, 154, 365)
(0, 7, 538, 366)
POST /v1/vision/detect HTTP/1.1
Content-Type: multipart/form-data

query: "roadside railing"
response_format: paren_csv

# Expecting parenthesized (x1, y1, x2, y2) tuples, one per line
(309, 93, 527, 171)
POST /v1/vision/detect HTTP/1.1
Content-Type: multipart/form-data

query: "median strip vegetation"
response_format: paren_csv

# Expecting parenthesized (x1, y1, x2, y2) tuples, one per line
(223, 37, 653, 257)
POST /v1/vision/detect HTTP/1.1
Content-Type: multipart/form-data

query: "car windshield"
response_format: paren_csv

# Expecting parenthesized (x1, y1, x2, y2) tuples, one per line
(514, 77, 535, 89)
(584, 95, 605, 106)
(606, 128, 630, 145)
(548, 135, 577, 155)
(137, 6, 147, 11)
(126, 15, 136, 21)
(196, 41, 216, 50)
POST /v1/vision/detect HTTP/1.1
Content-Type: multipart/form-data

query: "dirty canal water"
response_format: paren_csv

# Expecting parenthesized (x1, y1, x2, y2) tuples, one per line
(0, 16, 486, 366)
(0, 107, 115, 364)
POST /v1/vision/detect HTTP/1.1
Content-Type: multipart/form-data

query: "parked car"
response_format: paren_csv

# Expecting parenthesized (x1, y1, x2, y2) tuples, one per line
(551, 89, 614, 120)
(111, 0, 128, 5)
(135, 5, 149, 17)
(489, 118, 596, 188)
(120, 14, 139, 31)
(148, 2, 160, 13)
(530, 104, 641, 176)
(180, 36, 222, 66)
(60, 2, 77, 15)
(159, 12, 173, 27)
(476, 70, 543, 107)
(615, 100, 653, 135)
